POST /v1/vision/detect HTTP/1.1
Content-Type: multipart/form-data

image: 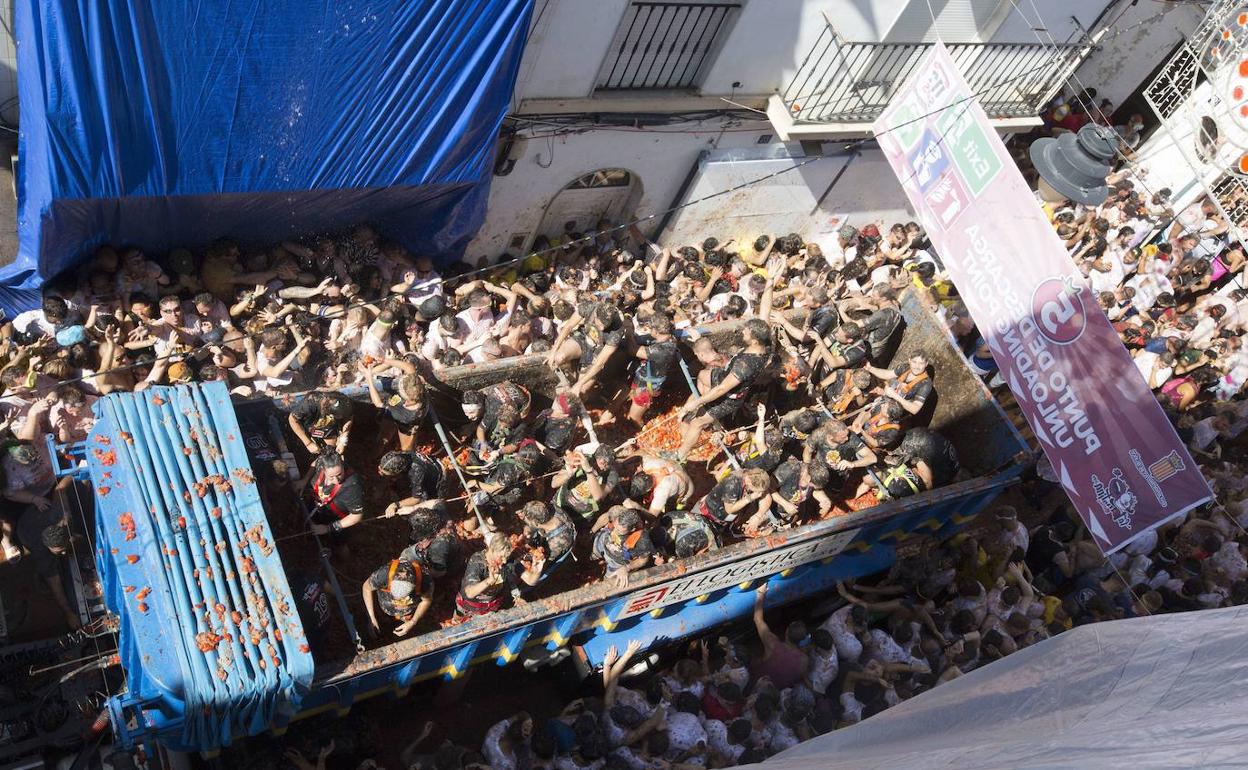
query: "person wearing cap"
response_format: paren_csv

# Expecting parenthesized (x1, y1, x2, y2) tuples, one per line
(592, 506, 655, 588)
(362, 553, 434, 638)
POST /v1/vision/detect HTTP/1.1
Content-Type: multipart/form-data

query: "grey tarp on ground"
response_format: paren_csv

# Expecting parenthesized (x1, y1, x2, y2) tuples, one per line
(755, 606, 1248, 769)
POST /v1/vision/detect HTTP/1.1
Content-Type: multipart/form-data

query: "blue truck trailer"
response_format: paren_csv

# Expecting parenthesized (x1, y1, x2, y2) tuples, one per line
(39, 289, 1026, 758)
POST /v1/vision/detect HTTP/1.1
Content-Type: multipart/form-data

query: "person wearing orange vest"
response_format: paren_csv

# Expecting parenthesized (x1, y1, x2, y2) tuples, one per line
(592, 506, 656, 589)
(853, 398, 905, 451)
(818, 368, 873, 417)
(866, 353, 933, 416)
(362, 555, 433, 638)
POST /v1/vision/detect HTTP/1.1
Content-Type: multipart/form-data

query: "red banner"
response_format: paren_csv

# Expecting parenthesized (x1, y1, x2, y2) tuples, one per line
(872, 44, 1211, 554)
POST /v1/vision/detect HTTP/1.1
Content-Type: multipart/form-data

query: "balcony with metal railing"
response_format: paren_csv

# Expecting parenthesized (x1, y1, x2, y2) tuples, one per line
(767, 22, 1092, 139)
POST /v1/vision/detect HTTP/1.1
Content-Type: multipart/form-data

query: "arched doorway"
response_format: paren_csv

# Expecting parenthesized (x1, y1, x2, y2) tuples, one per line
(536, 168, 642, 240)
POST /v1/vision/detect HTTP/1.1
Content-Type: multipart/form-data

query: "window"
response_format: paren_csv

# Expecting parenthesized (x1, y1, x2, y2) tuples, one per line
(566, 169, 633, 189)
(597, 2, 740, 91)
(885, 0, 1011, 44)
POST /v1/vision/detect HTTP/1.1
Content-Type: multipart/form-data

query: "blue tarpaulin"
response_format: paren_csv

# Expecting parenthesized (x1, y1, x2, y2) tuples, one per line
(0, 0, 533, 313)
(87, 383, 315, 751)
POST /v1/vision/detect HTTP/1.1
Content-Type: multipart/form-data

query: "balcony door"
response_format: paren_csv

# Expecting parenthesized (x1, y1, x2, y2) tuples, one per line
(537, 169, 643, 240)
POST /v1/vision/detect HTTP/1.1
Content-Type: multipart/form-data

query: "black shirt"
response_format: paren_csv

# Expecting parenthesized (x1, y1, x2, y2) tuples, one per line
(486, 455, 536, 505)
(17, 505, 66, 580)
(554, 465, 619, 518)
(481, 381, 531, 433)
(635, 339, 679, 387)
(380, 381, 426, 431)
(821, 370, 860, 414)
(740, 442, 786, 473)
(774, 458, 810, 505)
(576, 325, 627, 368)
(595, 527, 655, 570)
(309, 460, 366, 522)
(824, 337, 869, 368)
(291, 396, 349, 443)
(892, 364, 933, 409)
(291, 572, 333, 649)
(699, 475, 744, 523)
(368, 560, 433, 619)
(711, 351, 767, 403)
(391, 453, 446, 501)
(532, 409, 576, 453)
(863, 308, 903, 358)
(525, 508, 577, 563)
(902, 428, 958, 485)
(459, 551, 519, 603)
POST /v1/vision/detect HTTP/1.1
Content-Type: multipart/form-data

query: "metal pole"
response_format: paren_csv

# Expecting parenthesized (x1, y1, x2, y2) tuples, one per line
(428, 404, 494, 536)
(268, 415, 364, 653)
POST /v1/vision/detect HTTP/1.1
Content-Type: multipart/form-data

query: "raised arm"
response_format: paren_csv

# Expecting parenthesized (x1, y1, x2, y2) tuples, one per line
(753, 583, 778, 656)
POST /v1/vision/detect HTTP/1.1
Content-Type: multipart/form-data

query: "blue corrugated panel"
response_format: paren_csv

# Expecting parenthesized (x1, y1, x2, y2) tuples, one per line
(0, 0, 534, 312)
(86, 382, 313, 751)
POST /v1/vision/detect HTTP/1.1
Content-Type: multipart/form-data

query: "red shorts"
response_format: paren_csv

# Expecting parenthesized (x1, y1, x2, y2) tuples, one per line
(630, 384, 657, 408)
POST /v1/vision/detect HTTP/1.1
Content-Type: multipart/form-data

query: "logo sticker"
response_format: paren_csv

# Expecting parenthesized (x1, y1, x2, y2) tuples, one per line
(1031, 275, 1089, 345)
(1091, 468, 1139, 530)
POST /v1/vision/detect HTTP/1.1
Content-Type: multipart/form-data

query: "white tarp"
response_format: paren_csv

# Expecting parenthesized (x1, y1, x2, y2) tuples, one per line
(755, 606, 1248, 769)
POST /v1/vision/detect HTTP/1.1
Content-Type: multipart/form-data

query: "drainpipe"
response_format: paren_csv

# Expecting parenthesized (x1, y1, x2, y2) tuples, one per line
(652, 149, 710, 243)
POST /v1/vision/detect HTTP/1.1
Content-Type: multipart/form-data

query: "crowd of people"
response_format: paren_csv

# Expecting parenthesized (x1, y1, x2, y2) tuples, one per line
(0, 215, 967, 638)
(2, 88, 1248, 768)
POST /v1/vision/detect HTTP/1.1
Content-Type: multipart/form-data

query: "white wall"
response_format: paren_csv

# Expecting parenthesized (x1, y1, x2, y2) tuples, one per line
(0, 0, 14, 127)
(659, 145, 913, 249)
(465, 119, 776, 260)
(513, 0, 1114, 102)
(1072, 0, 1204, 111)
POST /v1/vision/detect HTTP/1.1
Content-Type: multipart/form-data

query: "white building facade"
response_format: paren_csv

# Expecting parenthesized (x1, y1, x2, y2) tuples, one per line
(466, 0, 1205, 260)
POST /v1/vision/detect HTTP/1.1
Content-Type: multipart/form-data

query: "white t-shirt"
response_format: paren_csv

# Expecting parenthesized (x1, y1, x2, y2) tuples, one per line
(865, 629, 929, 672)
(12, 309, 58, 337)
(839, 693, 865, 725)
(1088, 252, 1125, 295)
(422, 317, 469, 359)
(820, 605, 864, 663)
(661, 675, 705, 700)
(1132, 351, 1171, 390)
(1127, 271, 1173, 311)
(702, 719, 746, 765)
(1210, 541, 1247, 582)
(806, 647, 839, 695)
(663, 712, 707, 760)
